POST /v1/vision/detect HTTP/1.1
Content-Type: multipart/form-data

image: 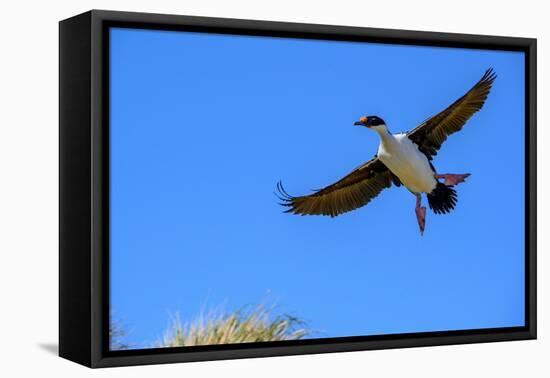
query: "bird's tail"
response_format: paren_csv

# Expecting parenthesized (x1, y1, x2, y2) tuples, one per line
(427, 183, 457, 215)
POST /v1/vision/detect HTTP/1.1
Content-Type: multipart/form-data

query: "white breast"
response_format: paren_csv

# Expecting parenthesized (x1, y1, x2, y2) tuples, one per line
(377, 133, 437, 194)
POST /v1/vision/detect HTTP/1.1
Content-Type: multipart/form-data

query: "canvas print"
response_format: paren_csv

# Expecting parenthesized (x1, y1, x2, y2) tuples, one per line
(109, 27, 525, 351)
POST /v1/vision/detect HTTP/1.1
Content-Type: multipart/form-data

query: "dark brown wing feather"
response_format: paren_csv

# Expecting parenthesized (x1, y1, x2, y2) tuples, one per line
(277, 158, 394, 217)
(407, 68, 497, 160)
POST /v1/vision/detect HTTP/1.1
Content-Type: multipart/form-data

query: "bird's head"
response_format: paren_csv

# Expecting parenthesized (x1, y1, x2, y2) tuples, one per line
(354, 116, 387, 131)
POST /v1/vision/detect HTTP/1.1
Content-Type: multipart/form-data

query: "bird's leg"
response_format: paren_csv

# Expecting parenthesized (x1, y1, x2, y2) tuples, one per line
(415, 193, 426, 236)
(435, 173, 471, 186)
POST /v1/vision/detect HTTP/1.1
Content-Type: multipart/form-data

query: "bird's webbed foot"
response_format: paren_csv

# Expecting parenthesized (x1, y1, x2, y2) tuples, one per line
(415, 194, 426, 236)
(435, 173, 471, 186)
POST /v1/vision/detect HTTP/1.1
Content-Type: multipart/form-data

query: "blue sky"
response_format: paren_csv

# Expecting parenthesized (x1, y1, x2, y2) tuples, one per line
(109, 27, 525, 349)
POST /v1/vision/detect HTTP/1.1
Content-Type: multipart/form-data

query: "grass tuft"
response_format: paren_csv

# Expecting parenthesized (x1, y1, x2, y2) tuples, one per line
(110, 317, 130, 350)
(159, 303, 310, 347)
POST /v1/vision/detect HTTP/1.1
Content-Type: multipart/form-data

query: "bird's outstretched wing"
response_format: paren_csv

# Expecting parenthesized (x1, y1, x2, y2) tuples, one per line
(277, 158, 397, 217)
(407, 68, 497, 160)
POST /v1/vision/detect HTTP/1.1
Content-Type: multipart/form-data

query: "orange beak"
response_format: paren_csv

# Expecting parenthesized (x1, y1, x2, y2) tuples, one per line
(354, 116, 368, 126)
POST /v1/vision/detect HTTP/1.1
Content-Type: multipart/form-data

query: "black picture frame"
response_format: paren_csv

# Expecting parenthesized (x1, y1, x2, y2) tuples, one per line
(59, 9, 537, 368)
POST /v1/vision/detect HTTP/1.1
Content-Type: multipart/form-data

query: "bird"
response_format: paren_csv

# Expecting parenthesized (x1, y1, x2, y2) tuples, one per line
(276, 68, 496, 235)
